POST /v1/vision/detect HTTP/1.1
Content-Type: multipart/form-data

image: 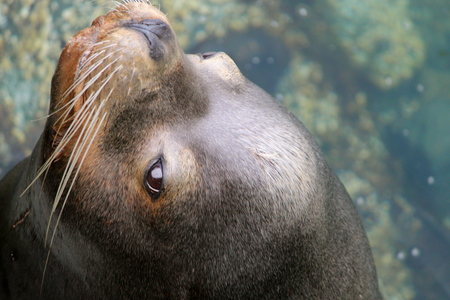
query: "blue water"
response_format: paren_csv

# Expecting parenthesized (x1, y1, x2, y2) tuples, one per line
(1, 1, 449, 299)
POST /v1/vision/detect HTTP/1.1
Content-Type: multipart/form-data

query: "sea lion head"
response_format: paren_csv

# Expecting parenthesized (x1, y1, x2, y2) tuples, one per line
(46, 1, 185, 159)
(37, 1, 343, 298)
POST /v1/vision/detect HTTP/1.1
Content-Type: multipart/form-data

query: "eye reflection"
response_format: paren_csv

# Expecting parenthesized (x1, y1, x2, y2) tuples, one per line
(145, 158, 163, 198)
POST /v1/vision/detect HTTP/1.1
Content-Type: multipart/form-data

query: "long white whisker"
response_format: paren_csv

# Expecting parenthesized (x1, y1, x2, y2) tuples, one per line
(50, 110, 108, 245)
(47, 43, 118, 120)
(40, 107, 96, 291)
(23, 59, 122, 198)
(41, 110, 108, 291)
(30, 43, 116, 125)
(128, 64, 136, 97)
(58, 44, 114, 98)
(110, 1, 123, 12)
(22, 101, 95, 198)
(44, 67, 120, 243)
(44, 107, 96, 244)
(51, 55, 121, 157)
(62, 53, 120, 109)
(37, 0, 152, 291)
(53, 50, 119, 123)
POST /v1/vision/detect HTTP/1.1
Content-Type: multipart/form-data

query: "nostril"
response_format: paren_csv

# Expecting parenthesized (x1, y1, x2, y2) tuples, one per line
(125, 18, 171, 39)
(202, 52, 218, 59)
(139, 18, 166, 27)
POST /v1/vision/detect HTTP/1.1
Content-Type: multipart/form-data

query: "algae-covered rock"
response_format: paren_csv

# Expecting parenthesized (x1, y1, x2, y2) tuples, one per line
(0, 0, 110, 176)
(321, 0, 425, 89)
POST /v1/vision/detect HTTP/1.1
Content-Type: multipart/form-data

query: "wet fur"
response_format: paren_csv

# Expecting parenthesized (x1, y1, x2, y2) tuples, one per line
(0, 1, 381, 299)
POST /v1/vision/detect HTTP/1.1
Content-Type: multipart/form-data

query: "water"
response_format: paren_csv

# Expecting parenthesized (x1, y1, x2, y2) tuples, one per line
(1, 0, 449, 298)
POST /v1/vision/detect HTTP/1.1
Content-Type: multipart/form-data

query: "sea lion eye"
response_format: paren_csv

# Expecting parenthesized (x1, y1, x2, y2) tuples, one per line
(145, 159, 164, 198)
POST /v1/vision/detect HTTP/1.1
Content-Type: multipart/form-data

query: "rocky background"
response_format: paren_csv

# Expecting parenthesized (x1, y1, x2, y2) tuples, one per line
(1, 0, 450, 299)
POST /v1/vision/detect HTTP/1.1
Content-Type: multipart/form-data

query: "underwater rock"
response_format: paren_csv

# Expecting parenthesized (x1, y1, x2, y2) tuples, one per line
(320, 0, 425, 90)
(409, 0, 450, 71)
(0, 0, 111, 176)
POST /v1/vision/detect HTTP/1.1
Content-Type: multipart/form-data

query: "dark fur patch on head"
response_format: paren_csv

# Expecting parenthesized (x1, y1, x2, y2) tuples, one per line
(101, 61, 208, 157)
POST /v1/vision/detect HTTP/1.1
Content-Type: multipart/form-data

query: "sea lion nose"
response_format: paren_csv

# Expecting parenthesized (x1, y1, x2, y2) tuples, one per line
(137, 19, 171, 39)
(124, 18, 173, 60)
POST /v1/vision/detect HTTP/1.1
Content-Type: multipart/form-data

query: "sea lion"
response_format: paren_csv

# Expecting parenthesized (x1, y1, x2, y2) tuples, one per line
(0, 1, 381, 299)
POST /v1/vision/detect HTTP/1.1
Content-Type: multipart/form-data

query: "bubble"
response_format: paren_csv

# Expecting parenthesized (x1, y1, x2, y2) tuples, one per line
(251, 56, 260, 64)
(417, 84, 424, 93)
(396, 252, 405, 260)
(276, 93, 284, 101)
(402, 129, 410, 137)
(299, 8, 308, 17)
(356, 197, 364, 205)
(427, 176, 435, 185)
(385, 77, 393, 86)
(199, 15, 207, 24)
(411, 247, 420, 257)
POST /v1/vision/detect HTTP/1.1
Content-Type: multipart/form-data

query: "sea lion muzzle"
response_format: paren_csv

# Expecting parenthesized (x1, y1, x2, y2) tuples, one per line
(124, 19, 172, 60)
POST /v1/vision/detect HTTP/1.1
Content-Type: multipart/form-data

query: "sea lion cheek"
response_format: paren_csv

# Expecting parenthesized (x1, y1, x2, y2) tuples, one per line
(164, 147, 200, 203)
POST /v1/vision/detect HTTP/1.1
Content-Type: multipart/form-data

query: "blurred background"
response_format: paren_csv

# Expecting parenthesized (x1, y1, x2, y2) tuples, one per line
(1, 0, 449, 298)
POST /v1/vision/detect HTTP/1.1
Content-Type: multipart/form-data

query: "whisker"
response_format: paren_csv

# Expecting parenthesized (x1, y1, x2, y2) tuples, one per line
(53, 49, 119, 120)
(41, 110, 108, 291)
(45, 88, 114, 256)
(109, 1, 123, 12)
(29, 43, 116, 124)
(22, 53, 122, 199)
(22, 98, 97, 198)
(44, 107, 96, 243)
(44, 44, 118, 122)
(127, 66, 137, 96)
(53, 55, 122, 146)
(59, 41, 114, 100)
(44, 66, 120, 243)
(36, 0, 151, 291)
(94, 0, 117, 12)
(50, 110, 107, 245)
